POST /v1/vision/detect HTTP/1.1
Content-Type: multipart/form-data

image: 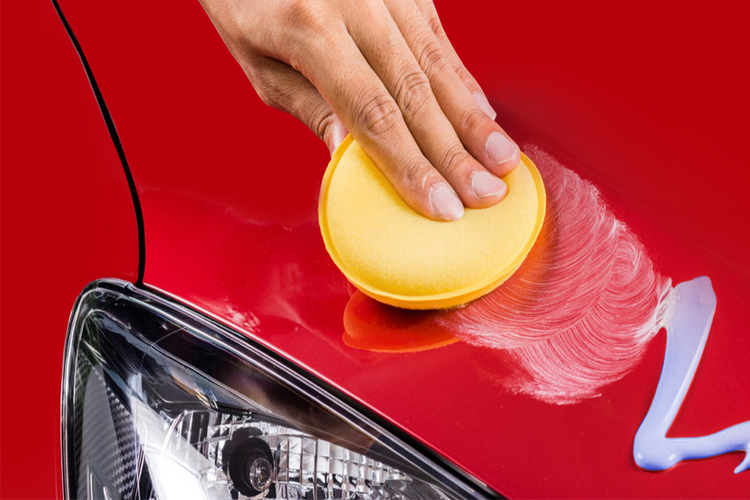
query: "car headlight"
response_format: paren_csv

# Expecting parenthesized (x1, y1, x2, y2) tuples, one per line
(62, 279, 494, 500)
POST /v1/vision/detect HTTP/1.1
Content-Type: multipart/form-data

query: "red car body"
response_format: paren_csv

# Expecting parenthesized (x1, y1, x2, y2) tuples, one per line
(2, 1, 750, 498)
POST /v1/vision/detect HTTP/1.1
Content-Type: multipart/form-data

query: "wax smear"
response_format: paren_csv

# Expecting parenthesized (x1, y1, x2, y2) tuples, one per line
(432, 147, 672, 404)
(634, 276, 750, 474)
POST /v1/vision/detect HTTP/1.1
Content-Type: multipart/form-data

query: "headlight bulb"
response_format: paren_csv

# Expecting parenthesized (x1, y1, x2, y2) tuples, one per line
(223, 428, 275, 497)
(248, 454, 273, 492)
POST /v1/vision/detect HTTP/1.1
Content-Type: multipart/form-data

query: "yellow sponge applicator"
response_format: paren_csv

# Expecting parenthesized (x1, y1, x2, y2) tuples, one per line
(319, 136, 546, 310)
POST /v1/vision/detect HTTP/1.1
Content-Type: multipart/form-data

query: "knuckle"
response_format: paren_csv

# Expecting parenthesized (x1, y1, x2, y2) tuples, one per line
(278, 0, 333, 62)
(355, 88, 401, 137)
(392, 71, 432, 120)
(282, 0, 327, 32)
(400, 158, 429, 188)
(455, 65, 470, 81)
(426, 14, 445, 39)
(437, 144, 470, 176)
(455, 66, 474, 86)
(459, 107, 487, 133)
(248, 70, 284, 110)
(415, 38, 450, 77)
(312, 106, 337, 141)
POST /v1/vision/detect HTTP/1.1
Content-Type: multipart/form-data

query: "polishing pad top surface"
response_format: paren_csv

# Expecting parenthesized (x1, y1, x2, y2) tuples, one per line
(319, 136, 546, 309)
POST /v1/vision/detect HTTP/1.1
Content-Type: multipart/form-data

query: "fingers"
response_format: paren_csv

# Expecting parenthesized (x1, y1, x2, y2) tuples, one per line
(290, 20, 467, 220)
(207, 0, 520, 220)
(385, 0, 521, 178)
(248, 57, 348, 154)
(347, 2, 507, 210)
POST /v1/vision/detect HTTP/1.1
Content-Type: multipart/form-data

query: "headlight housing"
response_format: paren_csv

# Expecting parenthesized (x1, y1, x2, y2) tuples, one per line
(62, 280, 494, 499)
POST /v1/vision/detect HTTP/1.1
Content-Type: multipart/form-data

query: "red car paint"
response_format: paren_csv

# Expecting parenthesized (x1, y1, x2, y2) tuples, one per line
(0, 2, 139, 498)
(3, 0, 750, 498)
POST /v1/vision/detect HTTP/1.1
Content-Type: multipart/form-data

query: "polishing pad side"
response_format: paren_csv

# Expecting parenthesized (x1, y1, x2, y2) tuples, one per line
(320, 136, 546, 309)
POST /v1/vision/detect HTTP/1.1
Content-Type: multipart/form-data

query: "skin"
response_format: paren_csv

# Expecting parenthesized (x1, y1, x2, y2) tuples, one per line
(199, 0, 521, 220)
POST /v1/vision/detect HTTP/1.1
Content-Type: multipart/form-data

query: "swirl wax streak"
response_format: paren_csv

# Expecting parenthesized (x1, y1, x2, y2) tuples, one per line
(436, 147, 672, 404)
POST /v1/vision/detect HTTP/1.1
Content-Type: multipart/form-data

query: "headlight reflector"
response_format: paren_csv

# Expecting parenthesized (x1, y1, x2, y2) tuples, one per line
(62, 280, 493, 500)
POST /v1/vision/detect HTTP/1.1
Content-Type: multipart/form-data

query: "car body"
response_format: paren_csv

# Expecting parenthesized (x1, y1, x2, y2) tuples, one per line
(2, 1, 750, 498)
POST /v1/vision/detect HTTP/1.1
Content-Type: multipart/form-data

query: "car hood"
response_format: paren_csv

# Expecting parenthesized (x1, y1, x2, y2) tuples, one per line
(137, 173, 750, 498)
(59, 0, 750, 496)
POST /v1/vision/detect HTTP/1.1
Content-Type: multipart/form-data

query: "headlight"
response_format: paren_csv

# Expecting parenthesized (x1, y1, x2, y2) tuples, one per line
(62, 280, 494, 499)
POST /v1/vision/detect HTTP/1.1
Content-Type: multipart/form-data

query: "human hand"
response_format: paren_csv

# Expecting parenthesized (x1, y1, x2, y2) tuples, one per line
(199, 0, 521, 220)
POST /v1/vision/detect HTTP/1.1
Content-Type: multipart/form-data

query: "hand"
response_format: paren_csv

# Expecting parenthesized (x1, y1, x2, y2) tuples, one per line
(199, 0, 521, 220)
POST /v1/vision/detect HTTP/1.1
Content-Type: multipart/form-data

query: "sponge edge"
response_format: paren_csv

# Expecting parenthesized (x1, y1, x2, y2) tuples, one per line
(319, 136, 546, 310)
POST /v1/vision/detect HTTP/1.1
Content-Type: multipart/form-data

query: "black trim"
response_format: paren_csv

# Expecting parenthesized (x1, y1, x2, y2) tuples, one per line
(51, 0, 146, 285)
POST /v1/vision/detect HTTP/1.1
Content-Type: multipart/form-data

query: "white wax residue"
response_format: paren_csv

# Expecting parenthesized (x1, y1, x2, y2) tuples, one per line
(438, 147, 671, 404)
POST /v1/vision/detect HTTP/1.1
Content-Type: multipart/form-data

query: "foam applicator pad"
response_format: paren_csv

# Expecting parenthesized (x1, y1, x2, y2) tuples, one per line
(319, 136, 546, 310)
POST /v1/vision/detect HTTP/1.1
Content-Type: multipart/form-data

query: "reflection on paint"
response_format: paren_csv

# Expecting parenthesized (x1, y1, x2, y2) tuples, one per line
(634, 276, 750, 473)
(343, 291, 458, 353)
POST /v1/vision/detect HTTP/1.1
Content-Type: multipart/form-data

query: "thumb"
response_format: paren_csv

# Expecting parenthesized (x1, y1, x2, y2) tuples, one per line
(248, 57, 348, 154)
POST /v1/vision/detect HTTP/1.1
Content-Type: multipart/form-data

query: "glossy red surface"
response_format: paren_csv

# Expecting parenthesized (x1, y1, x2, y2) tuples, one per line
(46, 0, 750, 497)
(0, 2, 139, 498)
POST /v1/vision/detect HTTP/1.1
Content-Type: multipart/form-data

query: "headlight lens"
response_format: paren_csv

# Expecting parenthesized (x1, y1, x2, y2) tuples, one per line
(62, 280, 493, 500)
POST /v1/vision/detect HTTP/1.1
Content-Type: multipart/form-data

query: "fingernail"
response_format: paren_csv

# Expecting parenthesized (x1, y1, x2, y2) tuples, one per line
(430, 184, 464, 221)
(486, 131, 520, 166)
(473, 92, 497, 120)
(471, 170, 507, 198)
